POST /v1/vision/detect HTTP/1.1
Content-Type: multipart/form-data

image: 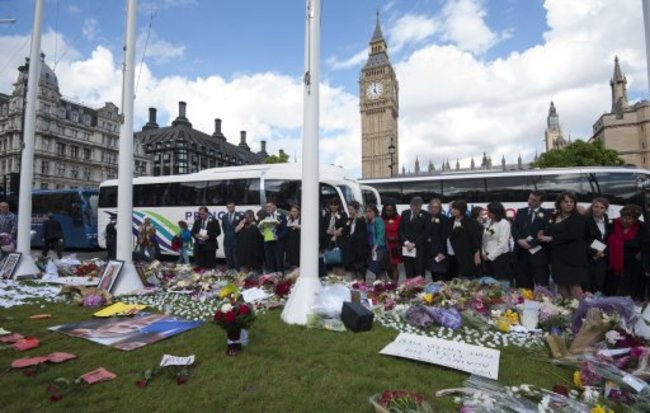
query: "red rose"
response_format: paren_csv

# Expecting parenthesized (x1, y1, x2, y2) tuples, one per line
(136, 380, 148, 388)
(238, 304, 251, 316)
(176, 375, 188, 385)
(49, 393, 63, 403)
(224, 311, 236, 324)
(213, 311, 224, 322)
(552, 385, 568, 397)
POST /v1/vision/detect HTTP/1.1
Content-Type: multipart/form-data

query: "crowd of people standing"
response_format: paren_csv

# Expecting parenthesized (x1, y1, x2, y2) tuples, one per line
(134, 191, 650, 302)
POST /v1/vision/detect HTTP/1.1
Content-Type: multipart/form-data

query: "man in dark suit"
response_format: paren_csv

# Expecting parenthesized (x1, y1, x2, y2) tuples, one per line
(191, 206, 221, 269)
(263, 200, 287, 274)
(221, 200, 243, 271)
(42, 212, 64, 259)
(105, 213, 117, 260)
(399, 196, 431, 278)
(512, 190, 550, 289)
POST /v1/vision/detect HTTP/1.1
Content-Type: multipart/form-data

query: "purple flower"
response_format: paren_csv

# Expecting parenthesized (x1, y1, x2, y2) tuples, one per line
(82, 294, 105, 307)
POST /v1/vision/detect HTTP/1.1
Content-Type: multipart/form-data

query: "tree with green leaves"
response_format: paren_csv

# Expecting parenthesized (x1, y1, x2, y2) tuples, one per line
(263, 150, 290, 164)
(532, 139, 625, 168)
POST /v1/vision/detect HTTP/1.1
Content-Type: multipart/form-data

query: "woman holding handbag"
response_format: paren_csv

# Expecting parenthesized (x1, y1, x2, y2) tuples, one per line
(320, 198, 348, 272)
(343, 201, 369, 281)
(381, 202, 402, 282)
(366, 204, 388, 282)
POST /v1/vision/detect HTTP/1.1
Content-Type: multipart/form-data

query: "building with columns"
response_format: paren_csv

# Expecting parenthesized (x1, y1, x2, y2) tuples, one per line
(544, 101, 567, 151)
(592, 57, 650, 168)
(360, 14, 399, 179)
(0, 55, 151, 195)
(135, 101, 267, 176)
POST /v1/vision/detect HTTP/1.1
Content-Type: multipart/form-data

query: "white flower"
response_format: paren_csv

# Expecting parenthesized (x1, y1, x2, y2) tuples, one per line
(220, 303, 234, 313)
(581, 386, 599, 403)
(569, 299, 579, 309)
(605, 329, 622, 345)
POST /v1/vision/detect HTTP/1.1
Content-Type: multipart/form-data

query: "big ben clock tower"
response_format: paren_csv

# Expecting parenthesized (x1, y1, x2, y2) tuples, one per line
(360, 13, 399, 178)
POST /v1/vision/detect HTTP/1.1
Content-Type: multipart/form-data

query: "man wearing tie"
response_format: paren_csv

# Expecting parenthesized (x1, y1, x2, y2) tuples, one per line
(512, 191, 550, 289)
(399, 196, 431, 278)
(263, 200, 287, 275)
(222, 200, 243, 271)
(191, 206, 221, 269)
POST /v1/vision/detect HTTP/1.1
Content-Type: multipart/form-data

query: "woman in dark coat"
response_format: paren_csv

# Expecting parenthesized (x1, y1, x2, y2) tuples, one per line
(236, 210, 263, 273)
(320, 198, 348, 272)
(607, 204, 647, 300)
(342, 201, 369, 281)
(538, 192, 587, 299)
(584, 197, 610, 294)
(285, 205, 301, 269)
(427, 198, 450, 281)
(448, 200, 482, 278)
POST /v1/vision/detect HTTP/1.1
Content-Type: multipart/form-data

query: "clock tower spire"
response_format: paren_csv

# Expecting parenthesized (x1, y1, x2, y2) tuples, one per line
(360, 11, 399, 178)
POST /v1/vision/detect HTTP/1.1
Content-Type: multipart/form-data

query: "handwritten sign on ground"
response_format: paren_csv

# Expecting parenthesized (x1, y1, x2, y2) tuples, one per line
(379, 333, 500, 379)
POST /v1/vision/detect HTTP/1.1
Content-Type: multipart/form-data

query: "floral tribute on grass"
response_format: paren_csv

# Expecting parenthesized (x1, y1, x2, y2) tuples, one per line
(212, 284, 256, 356)
(369, 390, 433, 413)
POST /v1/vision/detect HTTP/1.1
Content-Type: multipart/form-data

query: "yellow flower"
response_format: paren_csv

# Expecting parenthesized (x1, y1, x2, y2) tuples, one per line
(590, 404, 614, 413)
(218, 283, 240, 300)
(573, 370, 583, 389)
(424, 293, 434, 304)
(522, 289, 534, 300)
(496, 317, 511, 332)
(504, 309, 519, 324)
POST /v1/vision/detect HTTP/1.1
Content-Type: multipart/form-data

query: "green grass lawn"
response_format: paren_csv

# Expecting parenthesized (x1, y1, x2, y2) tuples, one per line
(0, 303, 572, 412)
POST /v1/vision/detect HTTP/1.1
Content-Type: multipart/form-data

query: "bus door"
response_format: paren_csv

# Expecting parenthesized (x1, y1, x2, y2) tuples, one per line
(361, 185, 381, 208)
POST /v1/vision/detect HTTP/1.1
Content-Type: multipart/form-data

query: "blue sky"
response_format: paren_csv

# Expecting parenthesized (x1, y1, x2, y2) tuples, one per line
(0, 1, 646, 176)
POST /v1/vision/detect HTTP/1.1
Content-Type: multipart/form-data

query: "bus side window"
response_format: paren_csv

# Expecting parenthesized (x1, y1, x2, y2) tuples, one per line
(265, 180, 299, 211)
(528, 173, 589, 203)
(224, 179, 260, 205)
(593, 172, 643, 206)
(176, 181, 206, 206)
(205, 181, 225, 206)
(401, 180, 442, 204)
(441, 178, 486, 203)
(98, 186, 118, 208)
(484, 176, 530, 202)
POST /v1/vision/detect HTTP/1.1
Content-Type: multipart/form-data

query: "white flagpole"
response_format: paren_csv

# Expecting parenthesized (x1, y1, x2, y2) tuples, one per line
(13, 0, 43, 278)
(643, 0, 650, 93)
(112, 0, 143, 295)
(282, 0, 322, 325)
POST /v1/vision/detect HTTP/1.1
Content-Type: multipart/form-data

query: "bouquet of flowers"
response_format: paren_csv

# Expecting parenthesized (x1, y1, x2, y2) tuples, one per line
(369, 390, 433, 413)
(73, 261, 101, 277)
(213, 286, 256, 356)
(258, 217, 280, 242)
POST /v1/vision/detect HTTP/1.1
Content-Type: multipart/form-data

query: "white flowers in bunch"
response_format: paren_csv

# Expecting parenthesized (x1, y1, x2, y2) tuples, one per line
(220, 303, 234, 313)
(605, 329, 623, 345)
(581, 386, 599, 403)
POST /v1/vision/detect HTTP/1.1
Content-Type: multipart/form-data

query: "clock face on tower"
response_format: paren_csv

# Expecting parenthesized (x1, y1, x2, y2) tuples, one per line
(366, 81, 384, 99)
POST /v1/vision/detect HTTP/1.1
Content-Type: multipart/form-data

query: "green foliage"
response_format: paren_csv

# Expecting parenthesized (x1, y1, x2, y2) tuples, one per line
(532, 139, 625, 168)
(263, 151, 290, 164)
(0, 302, 571, 412)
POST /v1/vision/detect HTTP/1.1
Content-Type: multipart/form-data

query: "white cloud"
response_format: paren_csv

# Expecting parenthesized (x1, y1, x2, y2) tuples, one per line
(327, 49, 367, 70)
(388, 14, 438, 51)
(137, 29, 185, 64)
(82, 18, 100, 41)
(439, 0, 510, 54)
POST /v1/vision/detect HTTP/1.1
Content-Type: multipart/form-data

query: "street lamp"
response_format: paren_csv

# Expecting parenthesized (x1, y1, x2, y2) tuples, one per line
(388, 137, 396, 177)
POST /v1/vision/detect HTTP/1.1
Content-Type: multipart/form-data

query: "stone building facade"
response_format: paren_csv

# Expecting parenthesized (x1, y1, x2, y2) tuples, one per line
(0, 55, 151, 195)
(592, 57, 650, 168)
(544, 101, 567, 151)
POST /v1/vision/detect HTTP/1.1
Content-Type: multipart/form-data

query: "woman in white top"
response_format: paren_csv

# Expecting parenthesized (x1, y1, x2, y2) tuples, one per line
(481, 202, 512, 282)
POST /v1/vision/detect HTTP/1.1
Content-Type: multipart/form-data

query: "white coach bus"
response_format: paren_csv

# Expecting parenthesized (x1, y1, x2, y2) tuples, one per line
(97, 163, 364, 257)
(360, 166, 650, 220)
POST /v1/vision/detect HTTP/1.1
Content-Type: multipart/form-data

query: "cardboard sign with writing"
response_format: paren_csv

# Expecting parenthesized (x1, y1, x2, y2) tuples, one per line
(380, 333, 500, 379)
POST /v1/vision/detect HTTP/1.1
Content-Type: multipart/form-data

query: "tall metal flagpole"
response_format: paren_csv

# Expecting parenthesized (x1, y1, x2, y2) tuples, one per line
(13, 0, 43, 278)
(111, 0, 143, 295)
(643, 0, 650, 93)
(282, 0, 322, 325)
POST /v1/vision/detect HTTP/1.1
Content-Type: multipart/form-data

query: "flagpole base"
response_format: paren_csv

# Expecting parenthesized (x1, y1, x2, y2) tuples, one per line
(281, 274, 321, 325)
(13, 253, 40, 279)
(111, 262, 144, 296)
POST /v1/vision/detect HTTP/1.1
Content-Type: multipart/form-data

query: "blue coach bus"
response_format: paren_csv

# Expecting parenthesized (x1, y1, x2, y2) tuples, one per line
(31, 189, 99, 249)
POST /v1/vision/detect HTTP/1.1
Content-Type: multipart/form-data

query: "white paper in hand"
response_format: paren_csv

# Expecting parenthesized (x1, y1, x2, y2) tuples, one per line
(590, 239, 607, 252)
(528, 245, 542, 255)
(402, 246, 416, 258)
